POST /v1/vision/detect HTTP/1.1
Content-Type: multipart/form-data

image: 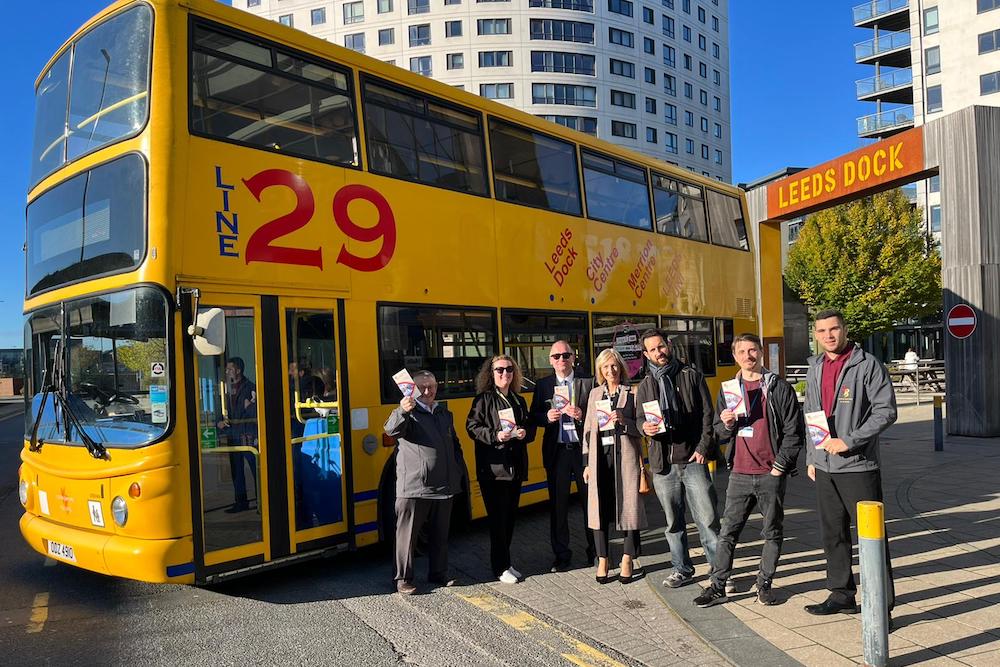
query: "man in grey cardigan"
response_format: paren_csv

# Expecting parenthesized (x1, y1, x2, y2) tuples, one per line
(384, 370, 467, 595)
(804, 310, 897, 618)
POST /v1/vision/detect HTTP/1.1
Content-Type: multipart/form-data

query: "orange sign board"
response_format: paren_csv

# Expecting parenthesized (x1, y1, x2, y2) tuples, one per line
(766, 126, 926, 221)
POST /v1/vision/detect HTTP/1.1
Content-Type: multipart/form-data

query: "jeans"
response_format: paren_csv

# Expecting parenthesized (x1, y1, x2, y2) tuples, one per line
(709, 472, 786, 590)
(652, 462, 720, 576)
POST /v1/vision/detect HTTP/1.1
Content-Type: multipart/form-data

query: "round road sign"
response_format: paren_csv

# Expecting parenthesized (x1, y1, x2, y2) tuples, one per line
(947, 304, 977, 339)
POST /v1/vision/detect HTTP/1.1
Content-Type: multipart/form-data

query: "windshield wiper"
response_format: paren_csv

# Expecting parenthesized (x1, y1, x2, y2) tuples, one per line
(28, 321, 109, 460)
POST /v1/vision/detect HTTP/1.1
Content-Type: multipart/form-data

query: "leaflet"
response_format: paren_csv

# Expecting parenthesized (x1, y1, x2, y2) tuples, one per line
(595, 399, 613, 430)
(498, 408, 517, 434)
(552, 385, 571, 413)
(641, 400, 667, 434)
(721, 379, 747, 416)
(805, 411, 831, 449)
(393, 369, 415, 397)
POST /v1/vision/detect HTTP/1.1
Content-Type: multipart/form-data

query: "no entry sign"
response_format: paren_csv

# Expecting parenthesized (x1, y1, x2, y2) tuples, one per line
(947, 304, 977, 339)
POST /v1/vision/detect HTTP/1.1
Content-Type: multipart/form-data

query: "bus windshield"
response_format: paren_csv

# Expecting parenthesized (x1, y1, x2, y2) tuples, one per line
(24, 287, 171, 449)
(30, 4, 152, 186)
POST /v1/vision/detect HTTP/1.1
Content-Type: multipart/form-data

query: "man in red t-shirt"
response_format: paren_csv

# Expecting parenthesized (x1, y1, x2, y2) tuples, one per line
(693, 333, 803, 608)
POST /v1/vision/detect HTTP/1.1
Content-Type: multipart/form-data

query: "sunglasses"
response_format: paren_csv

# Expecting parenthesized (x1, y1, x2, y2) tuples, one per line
(493, 366, 514, 375)
(550, 352, 574, 360)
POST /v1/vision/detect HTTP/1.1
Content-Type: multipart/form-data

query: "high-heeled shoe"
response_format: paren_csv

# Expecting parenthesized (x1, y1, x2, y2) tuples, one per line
(595, 559, 611, 584)
(619, 559, 635, 585)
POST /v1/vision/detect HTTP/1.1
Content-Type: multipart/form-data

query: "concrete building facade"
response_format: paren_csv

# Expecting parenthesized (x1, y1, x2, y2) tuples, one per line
(237, 0, 733, 181)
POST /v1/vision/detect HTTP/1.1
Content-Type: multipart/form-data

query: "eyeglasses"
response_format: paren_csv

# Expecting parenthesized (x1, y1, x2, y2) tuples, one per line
(493, 366, 514, 375)
(550, 352, 573, 360)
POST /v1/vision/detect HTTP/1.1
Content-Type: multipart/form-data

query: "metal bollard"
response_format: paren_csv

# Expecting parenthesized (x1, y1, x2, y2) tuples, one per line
(933, 395, 944, 451)
(858, 501, 889, 667)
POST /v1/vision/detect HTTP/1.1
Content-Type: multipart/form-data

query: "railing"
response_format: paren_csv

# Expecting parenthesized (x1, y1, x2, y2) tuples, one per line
(856, 68, 912, 97)
(855, 30, 910, 60)
(857, 105, 914, 135)
(785, 360, 945, 406)
(853, 0, 908, 25)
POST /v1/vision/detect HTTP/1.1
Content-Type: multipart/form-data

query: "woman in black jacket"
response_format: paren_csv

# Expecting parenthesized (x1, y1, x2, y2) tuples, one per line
(466, 354, 536, 583)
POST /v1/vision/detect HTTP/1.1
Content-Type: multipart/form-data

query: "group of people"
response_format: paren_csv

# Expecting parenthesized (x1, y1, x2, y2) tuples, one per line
(384, 310, 898, 626)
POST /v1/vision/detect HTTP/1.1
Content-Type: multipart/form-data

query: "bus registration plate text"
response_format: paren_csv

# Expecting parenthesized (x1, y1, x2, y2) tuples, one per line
(46, 539, 77, 563)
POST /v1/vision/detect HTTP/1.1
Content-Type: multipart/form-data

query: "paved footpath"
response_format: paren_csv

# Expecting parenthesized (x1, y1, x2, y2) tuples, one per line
(441, 402, 1000, 666)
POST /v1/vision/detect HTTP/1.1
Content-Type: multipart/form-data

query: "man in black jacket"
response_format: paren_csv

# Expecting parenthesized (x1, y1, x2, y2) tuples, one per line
(384, 370, 467, 595)
(530, 341, 596, 571)
(693, 333, 803, 608)
(636, 330, 719, 589)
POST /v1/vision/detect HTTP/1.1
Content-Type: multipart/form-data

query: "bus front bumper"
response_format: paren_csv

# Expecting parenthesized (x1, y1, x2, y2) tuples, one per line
(19, 512, 195, 584)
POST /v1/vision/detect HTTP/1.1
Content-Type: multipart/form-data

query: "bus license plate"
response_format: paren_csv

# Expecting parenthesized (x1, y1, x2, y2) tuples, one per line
(46, 539, 77, 563)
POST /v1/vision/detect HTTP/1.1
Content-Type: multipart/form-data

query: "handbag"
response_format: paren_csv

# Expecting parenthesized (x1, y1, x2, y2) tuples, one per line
(639, 465, 652, 495)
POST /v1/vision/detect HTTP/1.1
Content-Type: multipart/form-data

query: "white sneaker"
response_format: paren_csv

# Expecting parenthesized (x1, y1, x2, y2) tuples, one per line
(507, 566, 523, 580)
(499, 569, 519, 584)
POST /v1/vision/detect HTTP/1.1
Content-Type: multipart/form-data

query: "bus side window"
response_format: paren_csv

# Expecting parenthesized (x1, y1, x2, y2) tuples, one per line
(706, 190, 749, 251)
(488, 119, 582, 216)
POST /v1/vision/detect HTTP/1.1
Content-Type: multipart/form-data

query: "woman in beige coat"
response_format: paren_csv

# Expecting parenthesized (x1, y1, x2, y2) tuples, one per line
(583, 348, 648, 584)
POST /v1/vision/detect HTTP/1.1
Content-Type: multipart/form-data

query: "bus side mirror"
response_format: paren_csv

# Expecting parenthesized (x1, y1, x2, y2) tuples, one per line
(188, 308, 226, 356)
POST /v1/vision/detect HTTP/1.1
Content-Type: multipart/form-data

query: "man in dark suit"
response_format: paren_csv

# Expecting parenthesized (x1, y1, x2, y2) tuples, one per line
(530, 340, 596, 572)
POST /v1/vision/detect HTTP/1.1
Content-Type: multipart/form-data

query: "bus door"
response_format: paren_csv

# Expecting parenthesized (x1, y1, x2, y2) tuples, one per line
(279, 297, 351, 553)
(185, 292, 270, 576)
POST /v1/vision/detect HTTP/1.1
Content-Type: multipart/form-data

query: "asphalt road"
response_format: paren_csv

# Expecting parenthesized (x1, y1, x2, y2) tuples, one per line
(0, 406, 632, 666)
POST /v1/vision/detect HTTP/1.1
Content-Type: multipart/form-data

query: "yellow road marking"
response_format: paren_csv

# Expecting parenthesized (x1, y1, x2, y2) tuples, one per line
(458, 593, 626, 667)
(26, 593, 49, 634)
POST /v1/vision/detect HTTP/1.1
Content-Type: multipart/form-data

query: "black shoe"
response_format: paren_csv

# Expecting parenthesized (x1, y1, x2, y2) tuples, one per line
(804, 598, 858, 616)
(756, 583, 778, 606)
(396, 580, 417, 595)
(595, 574, 612, 584)
(225, 501, 250, 514)
(550, 559, 571, 573)
(693, 586, 728, 608)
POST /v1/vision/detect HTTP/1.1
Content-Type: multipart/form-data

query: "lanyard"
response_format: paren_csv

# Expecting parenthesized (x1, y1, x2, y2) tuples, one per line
(740, 378, 764, 420)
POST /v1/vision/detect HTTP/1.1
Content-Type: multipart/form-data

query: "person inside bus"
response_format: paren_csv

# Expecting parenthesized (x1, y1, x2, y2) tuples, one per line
(466, 355, 536, 584)
(582, 348, 647, 584)
(218, 356, 258, 513)
(384, 370, 467, 595)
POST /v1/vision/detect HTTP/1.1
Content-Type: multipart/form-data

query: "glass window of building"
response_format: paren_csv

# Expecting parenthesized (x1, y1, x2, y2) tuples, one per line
(713, 68, 721, 85)
(712, 42, 720, 58)
(682, 0, 690, 13)
(664, 73, 676, 96)
(644, 67, 655, 84)
(929, 174, 940, 193)
(698, 34, 706, 50)
(684, 82, 693, 98)
(344, 32, 365, 52)
(480, 18, 513, 35)
(489, 118, 582, 214)
(927, 84, 943, 112)
(643, 6, 654, 24)
(609, 28, 634, 47)
(447, 53, 464, 69)
(409, 55, 432, 76)
(982, 71, 1000, 96)
(480, 51, 513, 67)
(248, 0, 260, 6)
(923, 6, 939, 35)
(446, 20, 462, 37)
(685, 138, 694, 153)
(311, 7, 326, 25)
(712, 15, 719, 31)
(278, 14, 293, 27)
(609, 0, 633, 17)
(699, 61, 707, 78)
(665, 102, 677, 124)
(480, 83, 514, 99)
(531, 82, 596, 105)
(645, 96, 656, 113)
(537, 114, 597, 134)
(701, 144, 709, 159)
(610, 59, 635, 78)
(925, 46, 941, 74)
(979, 0, 1000, 12)
(700, 116, 708, 132)
(700, 89, 708, 105)
(531, 51, 595, 74)
(683, 25, 691, 42)
(343, 2, 364, 24)
(683, 54, 692, 70)
(664, 45, 676, 67)
(646, 127, 657, 143)
(665, 132, 678, 153)
(979, 29, 1000, 54)
(714, 149, 722, 164)
(611, 120, 637, 138)
(714, 122, 721, 137)
(408, 0, 430, 14)
(379, 28, 394, 45)
(930, 204, 941, 232)
(610, 89, 636, 108)
(644, 37, 655, 54)
(378, 0, 394, 13)
(530, 0, 595, 9)
(698, 6, 705, 22)
(409, 23, 431, 46)
(662, 16, 675, 38)
(684, 110, 693, 126)
(713, 95, 721, 111)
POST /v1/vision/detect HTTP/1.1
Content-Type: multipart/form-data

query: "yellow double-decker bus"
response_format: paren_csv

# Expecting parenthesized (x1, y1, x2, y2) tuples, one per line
(18, 0, 783, 584)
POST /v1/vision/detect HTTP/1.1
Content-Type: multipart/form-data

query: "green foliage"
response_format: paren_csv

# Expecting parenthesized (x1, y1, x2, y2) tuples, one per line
(784, 188, 942, 339)
(794, 380, 807, 395)
(116, 340, 167, 390)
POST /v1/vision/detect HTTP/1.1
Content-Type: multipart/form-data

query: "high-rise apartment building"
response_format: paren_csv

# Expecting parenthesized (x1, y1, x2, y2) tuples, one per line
(853, 0, 1000, 239)
(237, 0, 733, 182)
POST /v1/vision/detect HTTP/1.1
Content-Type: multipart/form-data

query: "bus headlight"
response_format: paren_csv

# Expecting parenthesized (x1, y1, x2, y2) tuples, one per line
(111, 496, 128, 527)
(18, 480, 29, 507)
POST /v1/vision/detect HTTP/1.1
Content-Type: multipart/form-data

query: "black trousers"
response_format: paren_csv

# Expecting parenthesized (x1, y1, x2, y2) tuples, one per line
(394, 497, 453, 582)
(546, 444, 595, 563)
(710, 472, 786, 590)
(479, 477, 523, 577)
(816, 468, 895, 609)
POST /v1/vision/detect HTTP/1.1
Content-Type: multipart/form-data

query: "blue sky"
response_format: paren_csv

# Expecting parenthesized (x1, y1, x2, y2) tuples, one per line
(1, 0, 871, 348)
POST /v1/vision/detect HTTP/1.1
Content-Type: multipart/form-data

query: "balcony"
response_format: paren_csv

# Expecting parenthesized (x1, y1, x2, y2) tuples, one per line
(856, 68, 913, 103)
(857, 105, 914, 138)
(853, 0, 910, 30)
(855, 30, 911, 67)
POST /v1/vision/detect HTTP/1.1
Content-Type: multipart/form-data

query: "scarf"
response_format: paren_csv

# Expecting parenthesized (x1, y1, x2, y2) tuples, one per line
(650, 357, 682, 426)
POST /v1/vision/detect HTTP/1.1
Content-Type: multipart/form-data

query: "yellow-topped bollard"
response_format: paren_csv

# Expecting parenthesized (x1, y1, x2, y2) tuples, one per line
(858, 500, 889, 667)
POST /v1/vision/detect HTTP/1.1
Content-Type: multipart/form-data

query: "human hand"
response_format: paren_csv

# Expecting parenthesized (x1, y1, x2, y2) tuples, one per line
(688, 451, 706, 464)
(608, 410, 621, 426)
(401, 396, 416, 412)
(497, 429, 512, 442)
(566, 405, 583, 421)
(807, 464, 816, 481)
(720, 409, 736, 429)
(642, 421, 660, 437)
(547, 408, 561, 423)
(513, 427, 527, 440)
(769, 468, 782, 477)
(821, 438, 848, 455)
(217, 418, 229, 429)
(583, 466, 591, 484)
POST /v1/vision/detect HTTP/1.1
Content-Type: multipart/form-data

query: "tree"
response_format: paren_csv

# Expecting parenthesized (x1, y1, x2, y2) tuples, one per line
(784, 188, 942, 340)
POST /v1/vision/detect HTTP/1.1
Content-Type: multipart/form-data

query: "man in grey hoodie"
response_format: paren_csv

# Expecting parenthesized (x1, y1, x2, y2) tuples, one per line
(804, 310, 897, 617)
(384, 370, 467, 595)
